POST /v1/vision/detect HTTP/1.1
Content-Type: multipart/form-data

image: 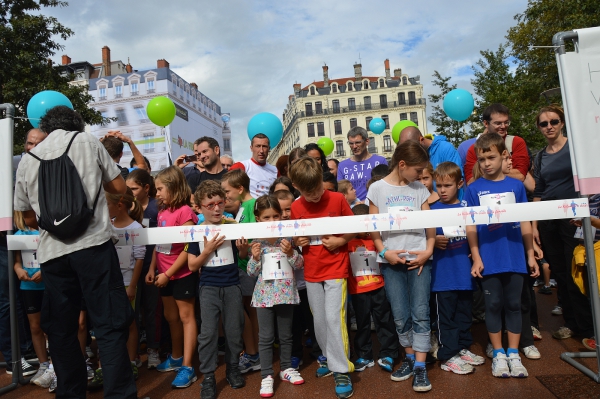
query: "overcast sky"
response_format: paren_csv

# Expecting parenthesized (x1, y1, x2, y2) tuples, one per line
(44, 0, 527, 161)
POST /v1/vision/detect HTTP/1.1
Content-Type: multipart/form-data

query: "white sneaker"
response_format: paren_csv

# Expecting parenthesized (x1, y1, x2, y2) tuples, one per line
(33, 367, 55, 388)
(507, 353, 528, 377)
(486, 343, 494, 359)
(147, 348, 161, 369)
(440, 355, 474, 375)
(86, 363, 94, 380)
(551, 305, 563, 315)
(491, 353, 510, 378)
(280, 368, 305, 384)
(459, 349, 485, 366)
(521, 345, 541, 360)
(85, 346, 95, 358)
(30, 365, 48, 386)
(260, 375, 274, 398)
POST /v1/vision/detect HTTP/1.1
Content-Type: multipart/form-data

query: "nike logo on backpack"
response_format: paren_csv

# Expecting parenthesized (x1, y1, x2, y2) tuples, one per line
(53, 215, 71, 226)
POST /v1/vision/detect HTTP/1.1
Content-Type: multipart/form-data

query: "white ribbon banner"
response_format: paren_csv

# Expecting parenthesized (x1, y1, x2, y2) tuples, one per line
(7, 199, 589, 250)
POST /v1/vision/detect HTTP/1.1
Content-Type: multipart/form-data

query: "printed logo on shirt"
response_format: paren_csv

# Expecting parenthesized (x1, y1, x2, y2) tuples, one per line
(385, 194, 416, 207)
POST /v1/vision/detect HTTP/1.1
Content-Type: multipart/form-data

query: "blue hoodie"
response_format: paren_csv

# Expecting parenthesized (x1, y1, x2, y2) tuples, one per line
(428, 135, 463, 175)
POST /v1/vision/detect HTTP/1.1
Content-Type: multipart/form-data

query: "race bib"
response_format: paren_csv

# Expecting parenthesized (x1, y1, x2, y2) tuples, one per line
(116, 246, 132, 270)
(262, 251, 294, 280)
(479, 192, 516, 207)
(574, 226, 597, 239)
(309, 236, 322, 246)
(350, 250, 380, 276)
(21, 251, 39, 269)
(156, 244, 172, 255)
(200, 241, 235, 267)
(442, 226, 466, 238)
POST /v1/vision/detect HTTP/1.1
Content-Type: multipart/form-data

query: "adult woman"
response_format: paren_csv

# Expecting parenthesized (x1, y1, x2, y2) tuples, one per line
(532, 104, 593, 340)
(304, 143, 330, 173)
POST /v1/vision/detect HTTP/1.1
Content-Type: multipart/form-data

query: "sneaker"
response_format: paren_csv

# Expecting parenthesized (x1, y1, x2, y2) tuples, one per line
(317, 355, 327, 366)
(238, 353, 260, 373)
(226, 367, 245, 388)
(48, 372, 57, 393)
(30, 365, 48, 386)
(333, 372, 353, 399)
(412, 367, 432, 392)
(134, 356, 142, 368)
(9, 358, 37, 376)
(486, 343, 494, 359)
(378, 357, 393, 372)
(86, 363, 94, 380)
(147, 348, 161, 369)
(583, 337, 596, 351)
(441, 355, 474, 374)
(33, 367, 54, 388)
(85, 346, 94, 358)
(353, 358, 374, 372)
(140, 330, 147, 344)
(24, 349, 38, 363)
(350, 321, 357, 331)
(217, 336, 226, 356)
(316, 360, 332, 378)
(532, 326, 542, 341)
(291, 356, 303, 370)
(549, 279, 557, 287)
(371, 321, 376, 331)
(507, 353, 528, 377)
(156, 354, 183, 372)
(521, 345, 541, 360)
(260, 375, 274, 398)
(201, 375, 217, 399)
(391, 357, 414, 381)
(131, 362, 139, 381)
(459, 349, 485, 365)
(538, 286, 552, 295)
(491, 353, 510, 378)
(552, 326, 573, 339)
(172, 366, 197, 388)
(551, 305, 563, 315)
(533, 278, 543, 287)
(87, 368, 104, 391)
(280, 368, 304, 384)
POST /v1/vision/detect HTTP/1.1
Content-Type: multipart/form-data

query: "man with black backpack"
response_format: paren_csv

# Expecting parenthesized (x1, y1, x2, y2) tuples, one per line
(13, 106, 140, 399)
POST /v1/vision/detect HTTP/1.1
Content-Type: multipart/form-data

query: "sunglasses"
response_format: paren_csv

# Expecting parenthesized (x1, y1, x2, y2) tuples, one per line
(538, 119, 561, 128)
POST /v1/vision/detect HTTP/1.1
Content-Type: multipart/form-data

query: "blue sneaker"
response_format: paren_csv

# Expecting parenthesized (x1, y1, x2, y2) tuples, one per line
(333, 372, 353, 398)
(353, 358, 374, 372)
(317, 355, 327, 366)
(378, 357, 393, 372)
(156, 354, 183, 372)
(238, 353, 261, 374)
(391, 357, 414, 381)
(316, 356, 332, 378)
(291, 356, 303, 370)
(172, 366, 197, 388)
(412, 367, 432, 392)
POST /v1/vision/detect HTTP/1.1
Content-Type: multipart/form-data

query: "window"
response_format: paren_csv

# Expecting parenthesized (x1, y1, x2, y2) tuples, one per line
(134, 106, 149, 123)
(368, 137, 377, 153)
(99, 86, 106, 100)
(332, 100, 340, 113)
(336, 140, 345, 157)
(383, 135, 392, 152)
(365, 116, 373, 131)
(348, 98, 356, 110)
(347, 82, 352, 91)
(315, 101, 323, 114)
(408, 91, 416, 105)
(143, 141, 155, 153)
(307, 123, 315, 137)
(130, 82, 138, 95)
(398, 92, 406, 105)
(223, 138, 231, 152)
(380, 94, 387, 108)
(379, 79, 385, 88)
(332, 84, 337, 93)
(317, 122, 325, 136)
(350, 118, 357, 128)
(410, 112, 419, 125)
(400, 113, 407, 121)
(147, 79, 155, 93)
(310, 86, 315, 95)
(334, 120, 342, 135)
(115, 108, 128, 126)
(363, 81, 369, 90)
(382, 115, 390, 129)
(305, 103, 313, 116)
(364, 96, 371, 110)
(115, 84, 123, 98)
(403, 77, 408, 85)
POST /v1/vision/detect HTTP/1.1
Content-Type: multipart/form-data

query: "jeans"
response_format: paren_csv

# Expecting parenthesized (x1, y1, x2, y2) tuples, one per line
(381, 261, 431, 353)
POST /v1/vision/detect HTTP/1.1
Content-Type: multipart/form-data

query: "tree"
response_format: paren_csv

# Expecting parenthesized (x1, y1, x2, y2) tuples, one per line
(0, 1, 106, 154)
(427, 71, 472, 147)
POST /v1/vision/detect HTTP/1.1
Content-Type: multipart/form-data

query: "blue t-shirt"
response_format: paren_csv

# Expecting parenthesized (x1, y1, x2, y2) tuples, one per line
(464, 177, 528, 276)
(430, 202, 476, 292)
(196, 212, 234, 225)
(15, 229, 44, 290)
(186, 240, 239, 287)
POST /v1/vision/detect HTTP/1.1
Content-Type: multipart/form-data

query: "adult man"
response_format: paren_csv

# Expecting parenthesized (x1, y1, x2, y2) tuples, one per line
(327, 158, 339, 178)
(184, 136, 226, 193)
(14, 106, 138, 399)
(337, 126, 387, 201)
(399, 126, 463, 173)
(178, 137, 206, 186)
(25, 128, 48, 153)
(463, 103, 530, 183)
(220, 154, 234, 170)
(230, 133, 277, 198)
(101, 130, 148, 179)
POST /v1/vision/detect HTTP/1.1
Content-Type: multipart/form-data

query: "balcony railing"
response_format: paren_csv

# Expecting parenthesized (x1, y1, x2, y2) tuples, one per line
(383, 146, 393, 153)
(115, 93, 122, 98)
(148, 89, 155, 93)
(99, 96, 106, 101)
(336, 150, 346, 157)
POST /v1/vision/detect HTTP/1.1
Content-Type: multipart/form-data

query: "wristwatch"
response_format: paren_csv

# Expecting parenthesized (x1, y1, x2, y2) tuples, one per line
(378, 248, 388, 259)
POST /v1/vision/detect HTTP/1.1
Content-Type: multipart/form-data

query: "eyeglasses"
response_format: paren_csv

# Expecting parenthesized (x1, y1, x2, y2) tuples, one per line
(201, 201, 224, 210)
(347, 140, 365, 146)
(491, 120, 511, 128)
(538, 119, 561, 128)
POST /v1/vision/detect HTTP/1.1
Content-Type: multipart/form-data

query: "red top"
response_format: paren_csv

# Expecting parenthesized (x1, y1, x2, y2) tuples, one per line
(290, 190, 353, 282)
(347, 238, 385, 295)
(464, 135, 530, 182)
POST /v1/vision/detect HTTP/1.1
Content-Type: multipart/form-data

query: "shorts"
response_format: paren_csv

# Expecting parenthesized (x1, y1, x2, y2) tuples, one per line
(239, 268, 257, 297)
(160, 272, 198, 300)
(22, 290, 44, 314)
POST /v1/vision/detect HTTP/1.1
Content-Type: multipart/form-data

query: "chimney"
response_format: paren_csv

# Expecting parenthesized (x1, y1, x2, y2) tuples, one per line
(322, 65, 329, 88)
(384, 59, 391, 80)
(125, 57, 133, 73)
(293, 83, 301, 95)
(101, 46, 111, 77)
(288, 95, 294, 100)
(190, 82, 198, 89)
(157, 59, 170, 69)
(394, 68, 402, 78)
(62, 55, 71, 65)
(354, 63, 362, 80)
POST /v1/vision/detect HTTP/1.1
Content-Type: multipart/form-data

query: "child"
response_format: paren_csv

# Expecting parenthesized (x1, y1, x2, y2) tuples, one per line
(221, 169, 261, 373)
(338, 180, 363, 208)
(417, 162, 439, 205)
(323, 171, 338, 192)
(247, 195, 305, 397)
(289, 156, 355, 399)
(465, 133, 539, 378)
(347, 204, 399, 373)
(187, 180, 245, 399)
(366, 140, 435, 392)
(145, 166, 199, 388)
(430, 162, 484, 374)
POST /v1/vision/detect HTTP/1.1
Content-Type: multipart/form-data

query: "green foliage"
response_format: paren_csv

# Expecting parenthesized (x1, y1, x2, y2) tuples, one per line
(0, 1, 106, 154)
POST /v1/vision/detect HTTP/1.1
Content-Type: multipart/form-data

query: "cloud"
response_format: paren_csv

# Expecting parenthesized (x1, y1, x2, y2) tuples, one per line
(43, 0, 527, 161)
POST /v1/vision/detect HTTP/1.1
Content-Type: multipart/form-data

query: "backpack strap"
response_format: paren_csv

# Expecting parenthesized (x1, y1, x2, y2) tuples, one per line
(65, 131, 81, 154)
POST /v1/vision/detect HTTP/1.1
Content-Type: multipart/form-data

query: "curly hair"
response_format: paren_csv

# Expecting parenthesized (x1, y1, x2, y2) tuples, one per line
(38, 105, 85, 134)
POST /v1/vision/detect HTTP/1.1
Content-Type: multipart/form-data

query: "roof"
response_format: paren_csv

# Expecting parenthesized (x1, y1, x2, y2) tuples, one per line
(303, 76, 399, 90)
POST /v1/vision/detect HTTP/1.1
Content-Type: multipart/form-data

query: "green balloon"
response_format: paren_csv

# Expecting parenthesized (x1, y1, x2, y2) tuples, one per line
(392, 120, 418, 144)
(317, 137, 334, 156)
(147, 96, 176, 127)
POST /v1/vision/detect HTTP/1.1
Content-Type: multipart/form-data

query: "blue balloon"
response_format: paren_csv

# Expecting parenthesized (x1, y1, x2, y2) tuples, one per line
(443, 89, 474, 122)
(369, 118, 386, 134)
(27, 91, 74, 128)
(247, 112, 283, 149)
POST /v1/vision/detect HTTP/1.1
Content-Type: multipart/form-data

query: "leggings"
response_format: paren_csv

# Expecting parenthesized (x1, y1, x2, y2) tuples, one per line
(481, 273, 523, 334)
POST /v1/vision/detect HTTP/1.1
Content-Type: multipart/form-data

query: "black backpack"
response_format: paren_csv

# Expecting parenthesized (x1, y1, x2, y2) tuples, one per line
(28, 131, 101, 240)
